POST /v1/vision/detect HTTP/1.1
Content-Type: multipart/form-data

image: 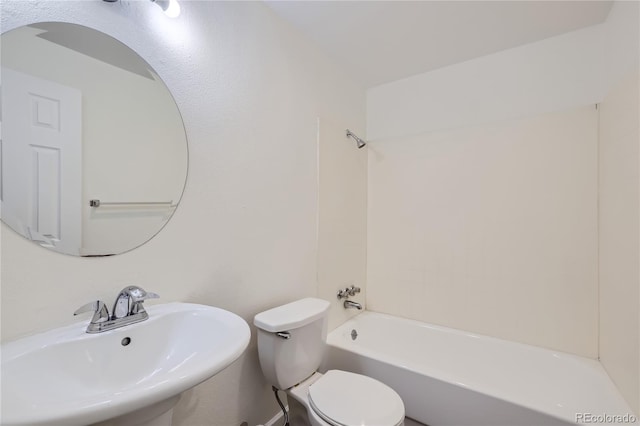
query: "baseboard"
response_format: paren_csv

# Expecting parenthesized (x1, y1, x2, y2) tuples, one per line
(263, 407, 286, 426)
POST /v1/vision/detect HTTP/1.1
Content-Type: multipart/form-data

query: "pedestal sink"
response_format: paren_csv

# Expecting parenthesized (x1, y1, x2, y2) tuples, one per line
(1, 303, 251, 426)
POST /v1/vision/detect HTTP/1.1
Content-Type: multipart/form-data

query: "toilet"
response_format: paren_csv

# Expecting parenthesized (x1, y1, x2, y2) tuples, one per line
(254, 298, 405, 426)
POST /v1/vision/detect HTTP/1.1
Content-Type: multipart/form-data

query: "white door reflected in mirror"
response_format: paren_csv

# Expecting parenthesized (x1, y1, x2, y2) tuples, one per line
(0, 22, 188, 256)
(2, 69, 83, 255)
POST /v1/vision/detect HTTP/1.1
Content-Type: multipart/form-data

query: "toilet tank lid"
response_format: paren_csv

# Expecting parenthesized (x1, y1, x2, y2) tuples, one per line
(254, 298, 330, 332)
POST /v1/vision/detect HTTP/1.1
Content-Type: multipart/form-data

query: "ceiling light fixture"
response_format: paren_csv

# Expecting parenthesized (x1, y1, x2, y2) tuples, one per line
(102, 0, 181, 18)
(151, 0, 181, 18)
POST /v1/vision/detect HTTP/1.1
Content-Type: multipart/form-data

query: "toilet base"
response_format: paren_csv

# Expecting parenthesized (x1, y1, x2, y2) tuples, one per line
(288, 398, 312, 426)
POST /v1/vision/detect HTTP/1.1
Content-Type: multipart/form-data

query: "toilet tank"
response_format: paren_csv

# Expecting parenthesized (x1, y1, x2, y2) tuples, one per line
(254, 298, 330, 390)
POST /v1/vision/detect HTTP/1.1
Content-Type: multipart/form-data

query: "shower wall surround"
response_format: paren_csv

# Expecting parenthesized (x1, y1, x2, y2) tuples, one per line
(367, 106, 599, 357)
(598, 1, 640, 416)
(366, 0, 639, 414)
(599, 69, 640, 417)
(366, 22, 606, 358)
(317, 118, 368, 331)
(0, 1, 366, 425)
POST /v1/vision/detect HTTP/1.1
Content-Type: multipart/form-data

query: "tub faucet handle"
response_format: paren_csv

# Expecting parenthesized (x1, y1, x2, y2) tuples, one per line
(337, 285, 361, 300)
(337, 287, 349, 300)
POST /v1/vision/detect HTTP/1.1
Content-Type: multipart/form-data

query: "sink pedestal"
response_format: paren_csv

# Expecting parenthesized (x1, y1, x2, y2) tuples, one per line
(92, 395, 181, 426)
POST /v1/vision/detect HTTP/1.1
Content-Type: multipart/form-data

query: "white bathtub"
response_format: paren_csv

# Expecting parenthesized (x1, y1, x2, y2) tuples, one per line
(321, 312, 638, 426)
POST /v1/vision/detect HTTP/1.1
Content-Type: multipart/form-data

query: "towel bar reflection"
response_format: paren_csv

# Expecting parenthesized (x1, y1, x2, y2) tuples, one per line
(89, 199, 175, 208)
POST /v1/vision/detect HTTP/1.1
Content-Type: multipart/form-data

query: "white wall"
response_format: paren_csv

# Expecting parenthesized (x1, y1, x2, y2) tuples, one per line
(598, 1, 640, 415)
(0, 1, 366, 425)
(367, 106, 599, 356)
(367, 24, 605, 140)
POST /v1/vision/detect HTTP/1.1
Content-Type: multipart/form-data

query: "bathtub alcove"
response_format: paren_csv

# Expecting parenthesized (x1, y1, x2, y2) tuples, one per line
(321, 312, 638, 426)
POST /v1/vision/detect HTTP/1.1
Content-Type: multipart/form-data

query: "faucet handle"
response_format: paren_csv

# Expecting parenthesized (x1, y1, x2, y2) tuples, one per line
(126, 286, 159, 303)
(74, 300, 110, 323)
(338, 285, 361, 299)
(131, 290, 159, 314)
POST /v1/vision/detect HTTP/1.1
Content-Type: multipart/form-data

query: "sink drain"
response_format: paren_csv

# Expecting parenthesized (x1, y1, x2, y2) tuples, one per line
(121, 337, 131, 346)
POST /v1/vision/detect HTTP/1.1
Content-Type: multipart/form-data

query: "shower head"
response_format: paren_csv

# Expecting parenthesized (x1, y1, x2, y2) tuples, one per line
(346, 129, 367, 149)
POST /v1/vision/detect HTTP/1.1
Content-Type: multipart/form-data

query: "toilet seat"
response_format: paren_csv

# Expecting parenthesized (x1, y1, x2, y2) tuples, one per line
(308, 370, 405, 426)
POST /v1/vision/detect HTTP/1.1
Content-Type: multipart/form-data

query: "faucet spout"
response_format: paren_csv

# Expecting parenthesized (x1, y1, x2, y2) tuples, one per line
(112, 285, 159, 319)
(344, 300, 363, 310)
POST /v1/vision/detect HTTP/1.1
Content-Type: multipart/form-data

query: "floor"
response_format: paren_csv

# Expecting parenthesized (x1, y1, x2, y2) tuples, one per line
(405, 417, 427, 426)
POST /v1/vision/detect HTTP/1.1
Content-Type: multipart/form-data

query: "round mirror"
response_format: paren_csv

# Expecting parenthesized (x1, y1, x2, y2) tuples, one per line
(1, 23, 188, 256)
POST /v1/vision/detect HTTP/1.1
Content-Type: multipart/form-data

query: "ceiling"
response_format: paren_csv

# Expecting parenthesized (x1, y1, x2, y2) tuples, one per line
(265, 1, 613, 88)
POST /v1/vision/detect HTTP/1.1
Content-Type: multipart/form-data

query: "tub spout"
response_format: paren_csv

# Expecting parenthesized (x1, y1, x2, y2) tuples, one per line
(344, 300, 363, 310)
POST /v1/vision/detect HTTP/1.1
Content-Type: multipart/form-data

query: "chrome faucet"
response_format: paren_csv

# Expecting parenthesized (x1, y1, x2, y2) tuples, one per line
(112, 285, 159, 319)
(343, 300, 363, 310)
(337, 285, 363, 310)
(74, 286, 159, 334)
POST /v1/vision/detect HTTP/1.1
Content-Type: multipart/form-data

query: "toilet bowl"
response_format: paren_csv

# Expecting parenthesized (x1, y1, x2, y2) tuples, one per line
(254, 298, 405, 426)
(288, 371, 405, 426)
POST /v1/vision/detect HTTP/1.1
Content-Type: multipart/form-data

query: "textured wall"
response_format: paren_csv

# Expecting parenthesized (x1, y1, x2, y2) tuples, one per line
(0, 1, 365, 425)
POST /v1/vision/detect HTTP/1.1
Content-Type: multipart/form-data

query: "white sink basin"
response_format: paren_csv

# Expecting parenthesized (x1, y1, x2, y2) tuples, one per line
(1, 303, 251, 425)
